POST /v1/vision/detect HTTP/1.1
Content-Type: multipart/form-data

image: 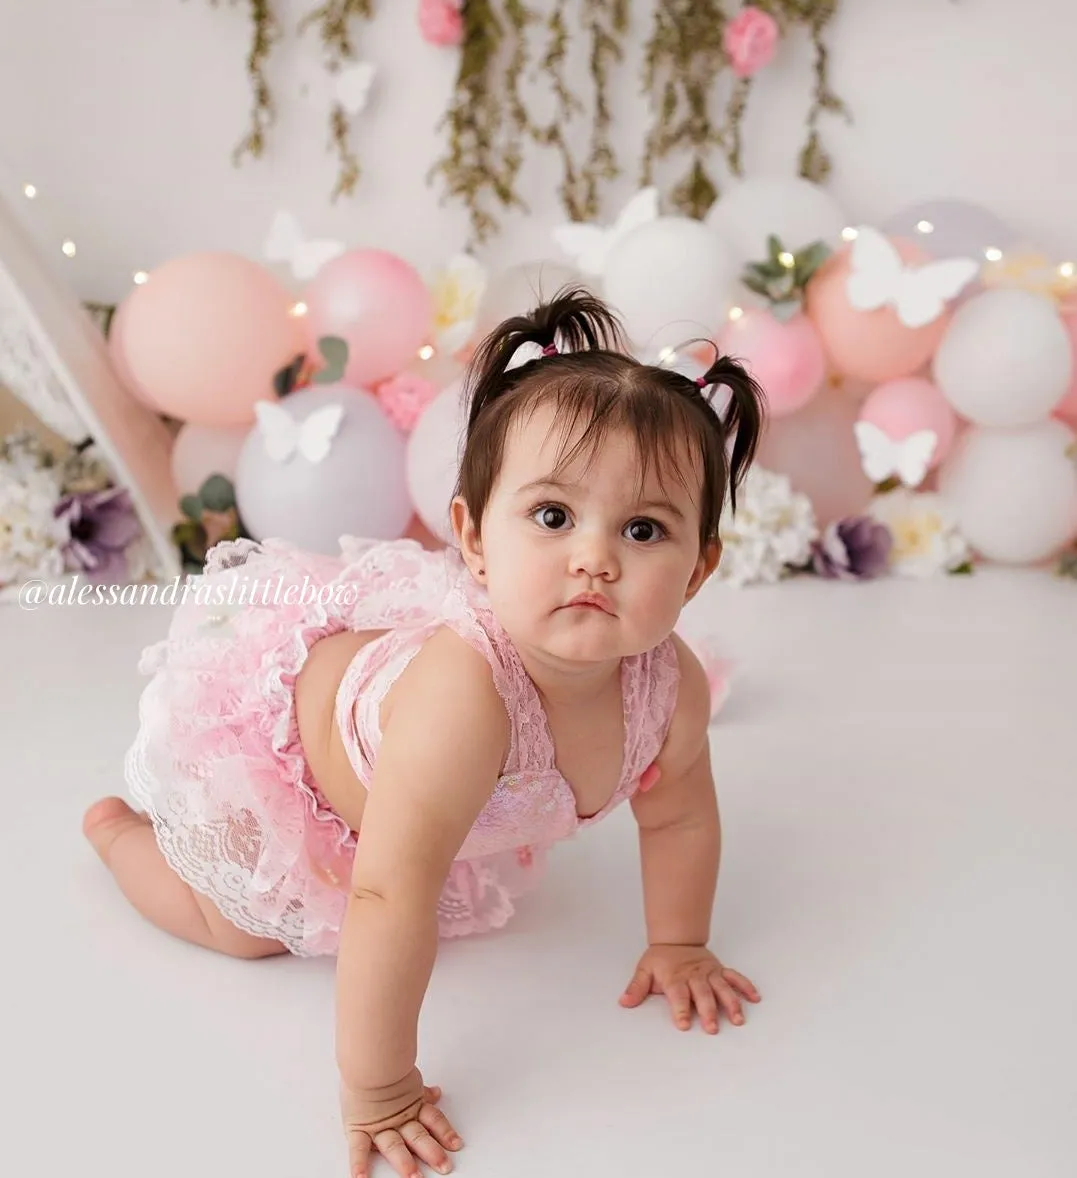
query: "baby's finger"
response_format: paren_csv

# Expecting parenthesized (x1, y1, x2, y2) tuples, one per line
(419, 1102, 464, 1152)
(689, 976, 720, 1034)
(722, 967, 761, 1001)
(373, 1128, 420, 1178)
(711, 975, 745, 1026)
(619, 966, 653, 1008)
(400, 1121, 453, 1175)
(347, 1129, 373, 1178)
(666, 981, 693, 1030)
(423, 1085, 443, 1103)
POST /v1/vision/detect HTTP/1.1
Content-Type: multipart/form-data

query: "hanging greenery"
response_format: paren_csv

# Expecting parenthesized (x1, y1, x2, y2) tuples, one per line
(641, 0, 848, 220)
(202, 0, 375, 199)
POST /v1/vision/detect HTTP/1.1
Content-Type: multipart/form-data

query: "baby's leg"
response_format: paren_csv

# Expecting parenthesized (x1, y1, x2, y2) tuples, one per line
(83, 798, 286, 959)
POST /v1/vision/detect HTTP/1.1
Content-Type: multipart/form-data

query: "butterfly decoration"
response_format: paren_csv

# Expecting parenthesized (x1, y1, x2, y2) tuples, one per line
(263, 210, 346, 281)
(254, 401, 345, 465)
(334, 62, 376, 115)
(551, 187, 660, 277)
(853, 421, 938, 488)
(846, 226, 980, 328)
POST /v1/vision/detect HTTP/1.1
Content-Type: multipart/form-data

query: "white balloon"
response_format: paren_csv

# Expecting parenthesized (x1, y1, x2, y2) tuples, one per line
(938, 419, 1077, 564)
(603, 217, 734, 352)
(405, 379, 469, 543)
(933, 290, 1072, 427)
(705, 177, 848, 263)
(474, 260, 585, 338)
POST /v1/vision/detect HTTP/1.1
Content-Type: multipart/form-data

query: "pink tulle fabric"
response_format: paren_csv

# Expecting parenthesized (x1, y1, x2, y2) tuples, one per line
(124, 536, 681, 956)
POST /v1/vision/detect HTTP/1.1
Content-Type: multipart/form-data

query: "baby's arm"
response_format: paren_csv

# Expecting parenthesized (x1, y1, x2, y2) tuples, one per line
(629, 634, 719, 945)
(333, 630, 508, 1155)
(622, 634, 760, 1032)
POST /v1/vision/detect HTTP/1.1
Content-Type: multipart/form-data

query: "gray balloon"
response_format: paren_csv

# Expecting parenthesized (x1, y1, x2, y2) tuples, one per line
(235, 384, 411, 554)
(880, 198, 1019, 261)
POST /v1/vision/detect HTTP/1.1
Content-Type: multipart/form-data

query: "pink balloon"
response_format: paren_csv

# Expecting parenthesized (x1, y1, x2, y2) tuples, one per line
(1053, 308, 1077, 426)
(170, 422, 250, 497)
(805, 238, 951, 383)
(757, 387, 874, 526)
(109, 252, 306, 426)
(718, 309, 825, 417)
(858, 377, 959, 468)
(303, 249, 433, 387)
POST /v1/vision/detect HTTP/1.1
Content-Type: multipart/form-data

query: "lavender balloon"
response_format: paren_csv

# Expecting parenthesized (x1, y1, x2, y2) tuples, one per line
(880, 199, 1018, 263)
(235, 384, 410, 554)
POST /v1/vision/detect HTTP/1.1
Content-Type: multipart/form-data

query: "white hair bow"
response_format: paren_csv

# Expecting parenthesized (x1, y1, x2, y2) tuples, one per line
(505, 338, 560, 372)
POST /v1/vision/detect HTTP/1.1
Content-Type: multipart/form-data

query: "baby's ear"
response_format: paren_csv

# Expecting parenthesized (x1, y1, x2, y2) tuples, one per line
(685, 539, 721, 602)
(451, 497, 486, 582)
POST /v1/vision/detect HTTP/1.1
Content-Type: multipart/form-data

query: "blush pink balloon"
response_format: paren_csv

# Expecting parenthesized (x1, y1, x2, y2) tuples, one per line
(109, 252, 307, 426)
(718, 309, 826, 417)
(303, 249, 434, 387)
(805, 238, 952, 383)
(857, 377, 959, 468)
(1053, 308, 1077, 427)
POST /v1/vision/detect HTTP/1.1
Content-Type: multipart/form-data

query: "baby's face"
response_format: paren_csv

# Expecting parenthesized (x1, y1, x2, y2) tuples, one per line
(455, 401, 718, 666)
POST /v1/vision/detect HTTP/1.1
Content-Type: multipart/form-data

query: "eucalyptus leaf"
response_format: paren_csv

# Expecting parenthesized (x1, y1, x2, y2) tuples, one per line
(273, 353, 306, 398)
(770, 299, 802, 323)
(742, 274, 772, 298)
(179, 494, 203, 522)
(312, 335, 349, 385)
(766, 234, 784, 266)
(199, 474, 237, 512)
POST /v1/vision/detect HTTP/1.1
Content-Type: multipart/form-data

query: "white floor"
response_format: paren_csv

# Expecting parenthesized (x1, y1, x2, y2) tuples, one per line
(3, 566, 1075, 1178)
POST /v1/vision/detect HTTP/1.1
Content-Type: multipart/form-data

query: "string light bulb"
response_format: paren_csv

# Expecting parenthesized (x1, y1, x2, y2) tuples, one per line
(133, 271, 149, 285)
(1059, 262, 1075, 279)
(778, 251, 795, 268)
(984, 247, 1003, 262)
(728, 306, 744, 322)
(417, 344, 435, 360)
(841, 227, 859, 242)
(23, 184, 37, 200)
(916, 220, 934, 234)
(289, 301, 308, 317)
(61, 240, 76, 258)
(656, 346, 677, 365)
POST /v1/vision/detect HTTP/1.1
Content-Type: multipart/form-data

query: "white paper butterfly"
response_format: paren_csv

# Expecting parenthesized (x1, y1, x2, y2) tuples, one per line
(551, 187, 660, 276)
(334, 62, 376, 115)
(263, 211, 346, 281)
(255, 401, 344, 465)
(846, 226, 980, 328)
(853, 421, 938, 487)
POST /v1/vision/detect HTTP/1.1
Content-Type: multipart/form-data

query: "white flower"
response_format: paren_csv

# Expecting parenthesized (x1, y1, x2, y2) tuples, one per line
(430, 253, 487, 355)
(867, 488, 970, 577)
(715, 467, 818, 588)
(0, 456, 67, 590)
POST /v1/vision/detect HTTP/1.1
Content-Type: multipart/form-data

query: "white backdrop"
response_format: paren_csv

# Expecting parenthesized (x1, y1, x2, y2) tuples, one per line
(0, 0, 1072, 304)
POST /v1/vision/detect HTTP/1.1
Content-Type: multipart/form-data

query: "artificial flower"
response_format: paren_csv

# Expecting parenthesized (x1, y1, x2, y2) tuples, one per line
(54, 486, 141, 583)
(811, 516, 892, 581)
(867, 488, 971, 578)
(375, 372, 440, 433)
(419, 0, 464, 48)
(430, 252, 487, 355)
(723, 7, 780, 79)
(0, 458, 66, 591)
(716, 467, 818, 587)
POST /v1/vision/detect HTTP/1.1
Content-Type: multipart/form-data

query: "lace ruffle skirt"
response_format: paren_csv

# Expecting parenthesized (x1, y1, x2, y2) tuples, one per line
(123, 538, 545, 956)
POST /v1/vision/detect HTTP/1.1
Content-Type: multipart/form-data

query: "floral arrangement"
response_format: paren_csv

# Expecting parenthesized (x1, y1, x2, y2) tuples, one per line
(715, 466, 975, 588)
(0, 430, 147, 598)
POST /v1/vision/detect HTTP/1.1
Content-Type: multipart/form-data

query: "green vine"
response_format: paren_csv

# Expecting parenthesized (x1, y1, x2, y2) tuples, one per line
(298, 0, 376, 199)
(429, 0, 535, 247)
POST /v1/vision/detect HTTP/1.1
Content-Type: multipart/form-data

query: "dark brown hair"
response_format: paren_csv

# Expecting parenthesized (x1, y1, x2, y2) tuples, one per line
(454, 286, 767, 548)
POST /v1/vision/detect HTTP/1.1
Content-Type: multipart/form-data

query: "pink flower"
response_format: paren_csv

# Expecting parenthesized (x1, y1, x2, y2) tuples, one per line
(419, 0, 464, 47)
(376, 372, 439, 433)
(723, 6, 780, 78)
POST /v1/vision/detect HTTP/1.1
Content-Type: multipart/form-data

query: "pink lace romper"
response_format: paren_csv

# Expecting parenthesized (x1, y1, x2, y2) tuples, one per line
(125, 535, 680, 956)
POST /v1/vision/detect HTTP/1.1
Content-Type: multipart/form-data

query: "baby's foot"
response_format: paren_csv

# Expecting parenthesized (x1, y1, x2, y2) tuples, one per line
(83, 797, 150, 866)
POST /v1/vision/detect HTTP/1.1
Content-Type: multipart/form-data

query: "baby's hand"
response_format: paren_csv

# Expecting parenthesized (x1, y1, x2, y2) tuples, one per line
(341, 1068, 463, 1178)
(619, 944, 761, 1034)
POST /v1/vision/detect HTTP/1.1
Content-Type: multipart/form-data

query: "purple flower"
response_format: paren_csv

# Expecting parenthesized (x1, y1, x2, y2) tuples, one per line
(54, 487, 141, 582)
(811, 516, 892, 581)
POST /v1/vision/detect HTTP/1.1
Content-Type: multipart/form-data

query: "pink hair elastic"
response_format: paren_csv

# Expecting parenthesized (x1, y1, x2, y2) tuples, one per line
(541, 343, 558, 356)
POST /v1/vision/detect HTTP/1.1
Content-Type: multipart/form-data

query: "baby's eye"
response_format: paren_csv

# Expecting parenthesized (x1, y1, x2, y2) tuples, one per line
(624, 518, 665, 543)
(533, 504, 571, 531)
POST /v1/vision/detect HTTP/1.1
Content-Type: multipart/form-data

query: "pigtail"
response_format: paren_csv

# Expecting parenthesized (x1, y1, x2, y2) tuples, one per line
(463, 284, 629, 433)
(698, 353, 767, 514)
